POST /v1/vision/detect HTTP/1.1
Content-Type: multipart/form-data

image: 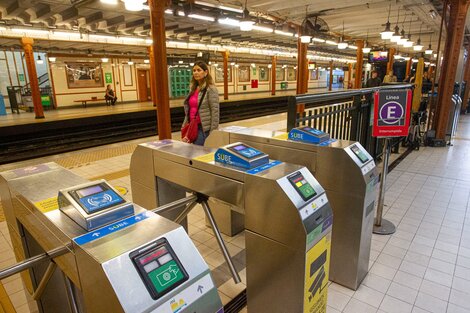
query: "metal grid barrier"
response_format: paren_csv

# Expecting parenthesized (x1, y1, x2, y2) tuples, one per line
(287, 84, 414, 160)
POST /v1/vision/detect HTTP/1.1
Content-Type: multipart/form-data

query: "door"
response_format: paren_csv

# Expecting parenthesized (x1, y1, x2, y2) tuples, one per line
(137, 70, 149, 102)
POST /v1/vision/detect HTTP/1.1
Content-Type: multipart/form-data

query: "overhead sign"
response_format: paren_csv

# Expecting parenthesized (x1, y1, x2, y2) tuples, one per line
(372, 89, 412, 137)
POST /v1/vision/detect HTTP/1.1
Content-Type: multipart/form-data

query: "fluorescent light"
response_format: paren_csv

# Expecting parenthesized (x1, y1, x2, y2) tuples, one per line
(128, 61, 134, 65)
(425, 49, 433, 55)
(100, 0, 117, 4)
(412, 58, 419, 63)
(145, 39, 153, 44)
(178, 60, 184, 64)
(48, 57, 56, 62)
(403, 41, 413, 47)
(124, 0, 144, 11)
(338, 42, 348, 49)
(101, 57, 109, 62)
(218, 18, 240, 27)
(165, 9, 173, 14)
(379, 51, 388, 57)
(36, 55, 43, 64)
(413, 45, 423, 51)
(433, 53, 437, 58)
(274, 30, 294, 37)
(188, 14, 215, 22)
(230, 62, 235, 66)
(178, 11, 185, 16)
(194, 1, 216, 7)
(362, 47, 371, 53)
(12, 28, 49, 35)
(425, 61, 430, 65)
(0, 27, 6, 31)
(252, 25, 274, 33)
(219, 5, 243, 13)
(53, 31, 81, 38)
(239, 20, 254, 31)
(251, 63, 256, 67)
(325, 40, 337, 45)
(267, 64, 272, 68)
(190, 62, 195, 66)
(348, 45, 357, 49)
(312, 37, 325, 43)
(300, 36, 311, 43)
(144, 59, 150, 64)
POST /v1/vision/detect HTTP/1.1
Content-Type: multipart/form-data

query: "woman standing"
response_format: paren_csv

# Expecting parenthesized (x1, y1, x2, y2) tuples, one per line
(182, 61, 220, 145)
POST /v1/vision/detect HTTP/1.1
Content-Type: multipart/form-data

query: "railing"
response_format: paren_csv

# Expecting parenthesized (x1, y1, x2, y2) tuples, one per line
(287, 84, 414, 160)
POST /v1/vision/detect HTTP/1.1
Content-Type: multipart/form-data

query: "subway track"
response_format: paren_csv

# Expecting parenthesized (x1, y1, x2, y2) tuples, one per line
(0, 96, 288, 164)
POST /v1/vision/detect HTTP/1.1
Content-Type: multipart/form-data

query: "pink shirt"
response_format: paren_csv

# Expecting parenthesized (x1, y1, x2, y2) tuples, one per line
(188, 90, 201, 123)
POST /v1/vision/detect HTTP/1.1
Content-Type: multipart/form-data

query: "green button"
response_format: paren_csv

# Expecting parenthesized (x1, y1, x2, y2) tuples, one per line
(149, 260, 184, 293)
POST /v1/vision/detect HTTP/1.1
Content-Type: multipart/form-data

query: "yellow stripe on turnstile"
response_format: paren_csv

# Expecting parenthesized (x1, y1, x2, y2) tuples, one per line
(33, 185, 128, 213)
(0, 281, 16, 313)
(34, 197, 59, 213)
(272, 133, 288, 140)
(192, 152, 215, 163)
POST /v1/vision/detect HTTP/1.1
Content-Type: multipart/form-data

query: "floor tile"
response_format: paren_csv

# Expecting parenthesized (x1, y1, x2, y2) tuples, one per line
(379, 295, 413, 313)
(344, 298, 378, 313)
(415, 292, 449, 313)
(353, 284, 385, 308)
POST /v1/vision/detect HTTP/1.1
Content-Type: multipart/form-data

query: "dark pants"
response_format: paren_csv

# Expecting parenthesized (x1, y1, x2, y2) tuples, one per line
(194, 125, 210, 146)
(106, 96, 117, 105)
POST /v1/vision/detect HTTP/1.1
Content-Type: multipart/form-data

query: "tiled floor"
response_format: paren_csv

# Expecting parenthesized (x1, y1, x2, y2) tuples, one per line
(1, 113, 470, 312)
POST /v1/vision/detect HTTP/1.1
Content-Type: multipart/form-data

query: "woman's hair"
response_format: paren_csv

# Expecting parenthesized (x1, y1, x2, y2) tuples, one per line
(190, 61, 214, 93)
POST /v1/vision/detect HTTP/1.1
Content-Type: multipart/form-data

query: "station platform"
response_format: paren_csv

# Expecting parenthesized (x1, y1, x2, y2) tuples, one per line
(0, 87, 340, 127)
(1, 113, 470, 313)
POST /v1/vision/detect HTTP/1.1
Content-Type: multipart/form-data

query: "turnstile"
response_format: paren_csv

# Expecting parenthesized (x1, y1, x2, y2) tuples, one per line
(0, 163, 222, 313)
(205, 126, 379, 290)
(130, 140, 334, 312)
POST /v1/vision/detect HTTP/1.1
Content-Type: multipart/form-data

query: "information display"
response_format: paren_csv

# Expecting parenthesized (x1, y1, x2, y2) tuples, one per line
(71, 183, 125, 214)
(228, 144, 263, 159)
(130, 239, 188, 300)
(288, 172, 317, 201)
(350, 144, 369, 164)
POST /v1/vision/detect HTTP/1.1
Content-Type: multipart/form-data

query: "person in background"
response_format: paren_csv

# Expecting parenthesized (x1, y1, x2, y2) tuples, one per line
(182, 61, 220, 146)
(366, 70, 382, 87)
(383, 70, 397, 83)
(105, 84, 117, 105)
(421, 72, 432, 94)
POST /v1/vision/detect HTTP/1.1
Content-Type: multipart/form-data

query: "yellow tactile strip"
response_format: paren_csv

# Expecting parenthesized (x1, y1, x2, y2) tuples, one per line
(89, 169, 130, 182)
(0, 281, 16, 313)
(55, 143, 138, 169)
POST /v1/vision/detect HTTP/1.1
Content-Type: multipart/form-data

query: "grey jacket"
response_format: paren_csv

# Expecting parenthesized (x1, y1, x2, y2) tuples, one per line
(183, 85, 220, 133)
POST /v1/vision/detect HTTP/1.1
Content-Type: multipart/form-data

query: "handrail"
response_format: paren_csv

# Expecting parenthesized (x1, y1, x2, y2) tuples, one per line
(289, 84, 414, 105)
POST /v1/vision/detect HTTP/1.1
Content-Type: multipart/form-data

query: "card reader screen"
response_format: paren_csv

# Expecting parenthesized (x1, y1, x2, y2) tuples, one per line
(288, 172, 317, 201)
(130, 239, 188, 300)
(229, 144, 263, 159)
(76, 185, 103, 197)
(300, 126, 323, 135)
(350, 144, 369, 164)
(71, 183, 125, 214)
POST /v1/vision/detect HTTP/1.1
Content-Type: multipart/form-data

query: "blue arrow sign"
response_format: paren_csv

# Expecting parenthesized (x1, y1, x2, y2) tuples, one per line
(74, 211, 153, 245)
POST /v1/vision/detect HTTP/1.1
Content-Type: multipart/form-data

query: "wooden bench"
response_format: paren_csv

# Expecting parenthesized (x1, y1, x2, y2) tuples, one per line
(74, 98, 109, 108)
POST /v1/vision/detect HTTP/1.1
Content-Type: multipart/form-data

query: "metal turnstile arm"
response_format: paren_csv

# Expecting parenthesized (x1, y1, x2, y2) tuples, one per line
(0, 245, 70, 280)
(201, 200, 241, 284)
(151, 194, 198, 215)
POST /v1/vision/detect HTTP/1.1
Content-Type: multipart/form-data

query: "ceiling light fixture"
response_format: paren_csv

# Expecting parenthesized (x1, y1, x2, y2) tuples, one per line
(312, 37, 325, 43)
(127, 58, 134, 65)
(274, 30, 294, 37)
(425, 33, 433, 54)
(252, 25, 274, 33)
(381, 3, 394, 39)
(363, 29, 371, 53)
(413, 24, 424, 51)
(337, 21, 348, 49)
(300, 6, 312, 43)
(123, 0, 144, 11)
(48, 56, 56, 62)
(239, 0, 254, 31)
(101, 57, 109, 62)
(390, 8, 402, 42)
(36, 55, 44, 64)
(100, 0, 117, 4)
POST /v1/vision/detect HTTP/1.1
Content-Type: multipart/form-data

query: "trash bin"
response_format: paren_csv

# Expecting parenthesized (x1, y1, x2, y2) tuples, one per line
(0, 93, 6, 116)
(6, 86, 20, 114)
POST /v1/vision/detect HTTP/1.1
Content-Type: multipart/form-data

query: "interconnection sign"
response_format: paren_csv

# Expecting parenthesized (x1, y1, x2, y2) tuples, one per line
(372, 89, 412, 137)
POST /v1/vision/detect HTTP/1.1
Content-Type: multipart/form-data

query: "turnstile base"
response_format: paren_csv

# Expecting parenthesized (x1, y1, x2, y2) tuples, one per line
(373, 219, 396, 235)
